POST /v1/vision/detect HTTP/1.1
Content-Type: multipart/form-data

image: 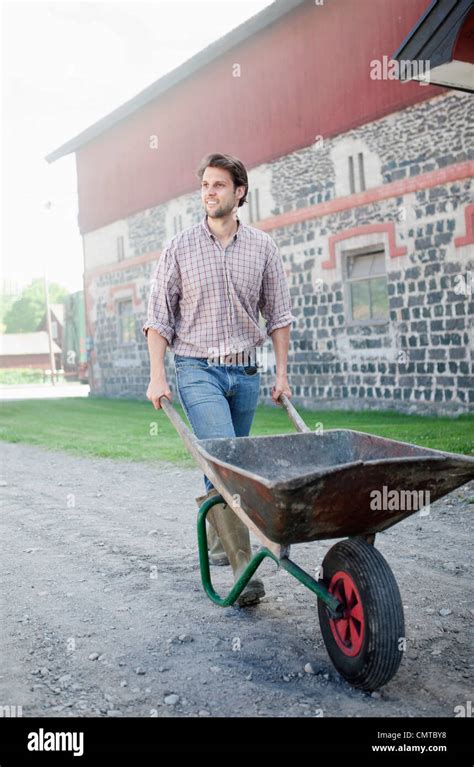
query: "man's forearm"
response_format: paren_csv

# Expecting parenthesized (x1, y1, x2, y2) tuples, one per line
(147, 329, 169, 380)
(270, 325, 290, 378)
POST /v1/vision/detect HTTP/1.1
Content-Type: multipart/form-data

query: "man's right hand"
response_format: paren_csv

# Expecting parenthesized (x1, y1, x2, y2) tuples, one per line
(147, 378, 173, 410)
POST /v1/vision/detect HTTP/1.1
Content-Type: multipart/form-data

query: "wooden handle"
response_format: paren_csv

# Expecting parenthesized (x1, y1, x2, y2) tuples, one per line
(159, 395, 194, 442)
(278, 393, 311, 433)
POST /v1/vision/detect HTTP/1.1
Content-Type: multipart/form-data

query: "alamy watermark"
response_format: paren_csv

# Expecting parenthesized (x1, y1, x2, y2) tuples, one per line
(454, 701, 472, 717)
(27, 728, 84, 757)
(370, 56, 430, 85)
(0, 704, 23, 717)
(370, 486, 431, 515)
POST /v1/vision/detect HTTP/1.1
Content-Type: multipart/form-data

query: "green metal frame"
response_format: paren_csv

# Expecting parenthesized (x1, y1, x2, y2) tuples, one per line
(197, 495, 343, 616)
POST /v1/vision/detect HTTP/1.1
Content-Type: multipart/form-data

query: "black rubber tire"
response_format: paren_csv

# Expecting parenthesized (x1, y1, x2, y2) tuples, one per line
(317, 538, 404, 691)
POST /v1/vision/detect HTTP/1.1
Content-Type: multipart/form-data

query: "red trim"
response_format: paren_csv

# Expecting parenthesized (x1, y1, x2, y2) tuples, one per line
(258, 160, 473, 233)
(106, 283, 142, 312)
(85, 250, 161, 282)
(454, 203, 474, 247)
(323, 223, 407, 269)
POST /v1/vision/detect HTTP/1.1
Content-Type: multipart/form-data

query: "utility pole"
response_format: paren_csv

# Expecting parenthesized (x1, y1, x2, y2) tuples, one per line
(44, 273, 56, 386)
(43, 200, 56, 386)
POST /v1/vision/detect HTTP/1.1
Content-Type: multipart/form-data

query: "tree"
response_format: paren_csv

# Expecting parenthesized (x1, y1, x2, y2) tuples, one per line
(3, 278, 68, 333)
(0, 294, 16, 333)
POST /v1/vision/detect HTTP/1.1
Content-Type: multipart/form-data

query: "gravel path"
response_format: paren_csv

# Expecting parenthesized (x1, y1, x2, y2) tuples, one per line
(1, 442, 472, 718)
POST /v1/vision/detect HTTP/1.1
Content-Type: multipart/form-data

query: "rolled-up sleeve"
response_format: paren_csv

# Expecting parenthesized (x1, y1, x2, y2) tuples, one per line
(142, 244, 181, 344)
(258, 241, 295, 336)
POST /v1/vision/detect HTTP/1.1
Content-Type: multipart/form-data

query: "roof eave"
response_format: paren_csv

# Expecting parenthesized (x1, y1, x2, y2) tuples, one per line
(392, 0, 474, 72)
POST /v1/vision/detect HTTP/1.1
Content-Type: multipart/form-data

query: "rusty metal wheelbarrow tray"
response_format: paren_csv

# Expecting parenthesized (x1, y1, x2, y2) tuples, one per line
(195, 427, 474, 545)
(159, 390, 474, 547)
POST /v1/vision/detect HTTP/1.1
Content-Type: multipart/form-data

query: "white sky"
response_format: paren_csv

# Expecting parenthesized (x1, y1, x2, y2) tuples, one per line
(1, 0, 273, 294)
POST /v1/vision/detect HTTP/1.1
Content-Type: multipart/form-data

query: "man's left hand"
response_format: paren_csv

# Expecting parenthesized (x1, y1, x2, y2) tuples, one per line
(272, 375, 292, 406)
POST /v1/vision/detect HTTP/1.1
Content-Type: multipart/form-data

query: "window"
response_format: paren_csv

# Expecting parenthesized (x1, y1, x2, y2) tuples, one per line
(173, 214, 183, 235)
(247, 188, 260, 223)
(348, 156, 355, 195)
(348, 153, 366, 194)
(358, 153, 366, 192)
(344, 246, 389, 322)
(117, 299, 135, 344)
(117, 235, 125, 262)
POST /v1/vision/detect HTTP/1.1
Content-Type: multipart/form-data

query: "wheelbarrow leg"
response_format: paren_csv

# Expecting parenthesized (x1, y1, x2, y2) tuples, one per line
(197, 495, 269, 607)
(195, 489, 229, 566)
(196, 495, 344, 614)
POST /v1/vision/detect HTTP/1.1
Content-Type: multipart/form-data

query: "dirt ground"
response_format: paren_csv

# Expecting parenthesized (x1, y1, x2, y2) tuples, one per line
(1, 441, 473, 718)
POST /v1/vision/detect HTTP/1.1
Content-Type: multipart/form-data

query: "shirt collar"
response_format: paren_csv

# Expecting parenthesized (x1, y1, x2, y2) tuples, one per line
(201, 214, 241, 242)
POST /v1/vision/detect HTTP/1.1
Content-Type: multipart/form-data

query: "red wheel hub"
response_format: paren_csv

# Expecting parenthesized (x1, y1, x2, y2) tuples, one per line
(327, 570, 365, 657)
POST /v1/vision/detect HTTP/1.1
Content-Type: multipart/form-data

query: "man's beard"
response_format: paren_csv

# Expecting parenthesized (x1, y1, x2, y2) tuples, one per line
(206, 199, 235, 218)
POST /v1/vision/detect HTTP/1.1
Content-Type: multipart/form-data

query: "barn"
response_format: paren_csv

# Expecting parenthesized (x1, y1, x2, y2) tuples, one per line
(47, 0, 474, 413)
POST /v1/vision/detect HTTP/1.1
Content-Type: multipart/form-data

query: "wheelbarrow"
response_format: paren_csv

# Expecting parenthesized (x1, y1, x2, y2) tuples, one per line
(159, 394, 474, 691)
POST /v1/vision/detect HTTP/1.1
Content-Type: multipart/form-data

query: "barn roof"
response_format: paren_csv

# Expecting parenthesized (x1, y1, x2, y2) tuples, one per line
(46, 0, 306, 163)
(0, 332, 61, 356)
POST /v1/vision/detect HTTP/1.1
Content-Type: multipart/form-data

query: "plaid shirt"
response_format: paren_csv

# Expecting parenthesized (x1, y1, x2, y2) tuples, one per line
(142, 215, 294, 358)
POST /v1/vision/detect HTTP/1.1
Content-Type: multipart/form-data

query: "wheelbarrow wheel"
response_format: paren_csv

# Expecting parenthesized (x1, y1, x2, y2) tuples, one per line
(317, 538, 404, 691)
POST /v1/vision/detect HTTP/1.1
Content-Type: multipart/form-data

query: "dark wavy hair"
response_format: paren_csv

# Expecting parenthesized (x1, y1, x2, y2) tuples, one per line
(196, 153, 248, 207)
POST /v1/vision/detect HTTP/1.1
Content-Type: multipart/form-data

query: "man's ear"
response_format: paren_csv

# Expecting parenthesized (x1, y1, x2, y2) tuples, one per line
(236, 185, 245, 201)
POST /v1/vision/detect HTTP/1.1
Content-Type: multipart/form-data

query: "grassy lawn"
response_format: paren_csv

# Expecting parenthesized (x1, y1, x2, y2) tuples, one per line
(0, 397, 472, 462)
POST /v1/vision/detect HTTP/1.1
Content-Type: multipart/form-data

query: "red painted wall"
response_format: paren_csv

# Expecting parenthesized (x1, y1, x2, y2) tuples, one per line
(454, 8, 474, 63)
(76, 0, 440, 234)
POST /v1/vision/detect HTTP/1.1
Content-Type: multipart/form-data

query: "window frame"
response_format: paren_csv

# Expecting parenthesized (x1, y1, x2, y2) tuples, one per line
(117, 297, 135, 346)
(348, 153, 366, 194)
(342, 243, 390, 327)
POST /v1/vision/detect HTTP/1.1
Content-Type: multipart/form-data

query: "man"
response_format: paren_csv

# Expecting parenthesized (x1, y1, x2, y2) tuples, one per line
(143, 152, 294, 606)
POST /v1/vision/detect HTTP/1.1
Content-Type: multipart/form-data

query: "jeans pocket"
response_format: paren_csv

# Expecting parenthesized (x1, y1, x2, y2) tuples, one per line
(242, 366, 260, 377)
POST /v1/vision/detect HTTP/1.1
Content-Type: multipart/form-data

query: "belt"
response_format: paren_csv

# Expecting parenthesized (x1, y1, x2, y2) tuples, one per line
(195, 351, 258, 364)
(180, 352, 259, 369)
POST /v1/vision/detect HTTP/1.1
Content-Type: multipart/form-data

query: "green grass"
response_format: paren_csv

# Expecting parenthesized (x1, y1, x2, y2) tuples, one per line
(0, 397, 472, 462)
(0, 368, 45, 384)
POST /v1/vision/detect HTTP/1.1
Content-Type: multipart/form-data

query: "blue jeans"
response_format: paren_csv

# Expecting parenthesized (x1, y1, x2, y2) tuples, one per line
(174, 354, 261, 493)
